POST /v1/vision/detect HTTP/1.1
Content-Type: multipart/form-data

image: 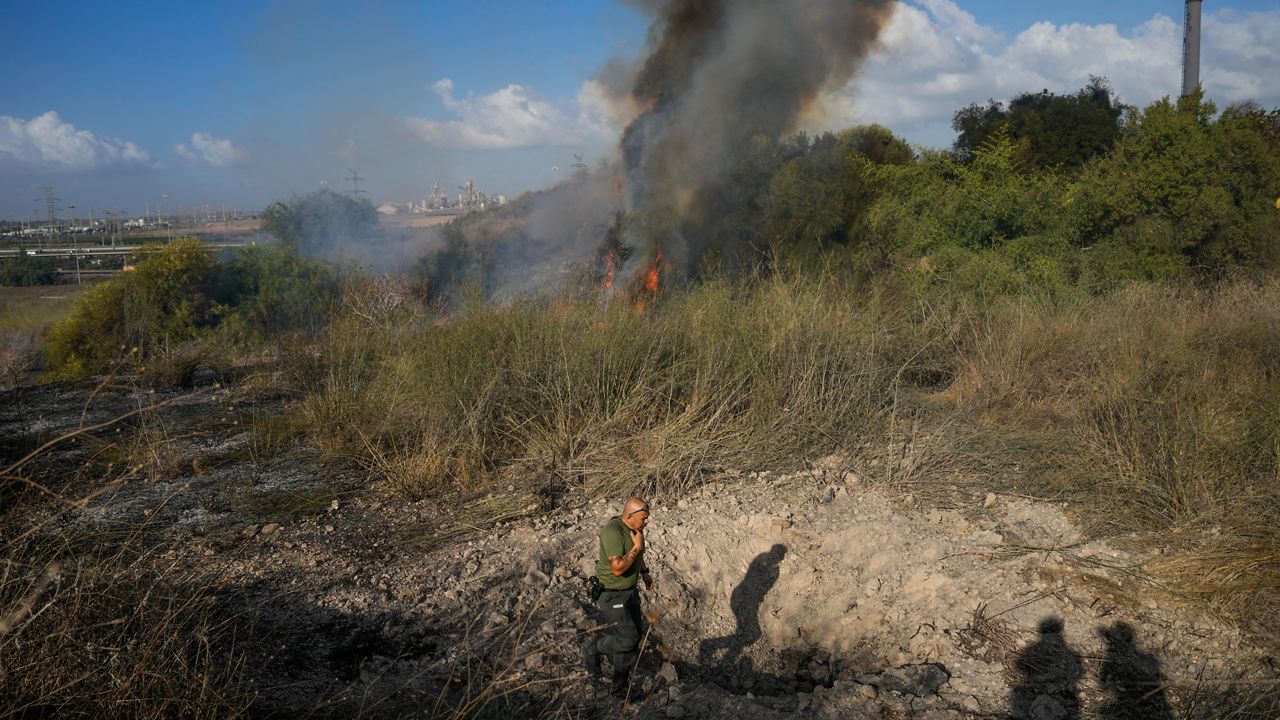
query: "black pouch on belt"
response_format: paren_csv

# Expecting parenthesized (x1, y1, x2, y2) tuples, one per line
(588, 575, 605, 603)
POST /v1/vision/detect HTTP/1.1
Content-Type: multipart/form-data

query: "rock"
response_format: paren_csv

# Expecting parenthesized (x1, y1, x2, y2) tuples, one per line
(329, 499, 340, 511)
(242, 524, 259, 537)
(658, 661, 679, 684)
(665, 704, 685, 718)
(820, 486, 837, 503)
(856, 683, 878, 699)
(524, 652, 542, 670)
(261, 523, 281, 536)
(983, 493, 998, 509)
(324, 525, 335, 533)
(770, 520, 791, 539)
(855, 663, 950, 697)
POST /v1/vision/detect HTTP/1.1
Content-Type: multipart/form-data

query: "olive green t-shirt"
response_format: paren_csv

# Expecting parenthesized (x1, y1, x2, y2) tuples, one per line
(595, 516, 647, 590)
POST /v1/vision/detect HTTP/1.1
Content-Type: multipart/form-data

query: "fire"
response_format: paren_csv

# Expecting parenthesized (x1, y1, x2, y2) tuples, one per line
(643, 249, 661, 295)
(632, 248, 663, 313)
(603, 250, 616, 291)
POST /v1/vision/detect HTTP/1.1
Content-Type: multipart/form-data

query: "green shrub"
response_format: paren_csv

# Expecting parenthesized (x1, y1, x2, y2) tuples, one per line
(218, 245, 341, 338)
(261, 189, 377, 255)
(0, 254, 59, 286)
(44, 240, 342, 379)
(45, 240, 216, 377)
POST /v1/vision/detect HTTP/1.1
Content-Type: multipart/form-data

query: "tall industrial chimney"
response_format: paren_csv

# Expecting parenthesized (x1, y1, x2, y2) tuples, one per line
(1182, 0, 1203, 97)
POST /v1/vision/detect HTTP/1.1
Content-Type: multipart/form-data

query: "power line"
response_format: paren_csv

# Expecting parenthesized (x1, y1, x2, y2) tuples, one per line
(346, 168, 367, 197)
(36, 186, 59, 226)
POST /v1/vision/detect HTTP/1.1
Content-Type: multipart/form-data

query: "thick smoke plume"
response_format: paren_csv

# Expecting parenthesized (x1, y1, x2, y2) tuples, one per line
(616, 0, 896, 282)
(433, 0, 895, 300)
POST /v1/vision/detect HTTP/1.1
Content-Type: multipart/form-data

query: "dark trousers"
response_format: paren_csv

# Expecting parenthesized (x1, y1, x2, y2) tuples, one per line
(596, 587, 644, 687)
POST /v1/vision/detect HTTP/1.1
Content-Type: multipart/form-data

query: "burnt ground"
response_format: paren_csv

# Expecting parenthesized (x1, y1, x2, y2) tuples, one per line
(2, 377, 1278, 719)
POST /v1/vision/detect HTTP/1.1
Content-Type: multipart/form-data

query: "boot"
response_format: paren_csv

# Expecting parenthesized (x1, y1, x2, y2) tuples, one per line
(610, 670, 643, 702)
(581, 637, 602, 679)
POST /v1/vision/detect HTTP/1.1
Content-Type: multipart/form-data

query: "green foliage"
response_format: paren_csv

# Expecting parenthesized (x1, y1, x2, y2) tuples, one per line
(953, 76, 1125, 169)
(218, 245, 341, 338)
(412, 223, 476, 302)
(1073, 90, 1280, 281)
(261, 189, 378, 255)
(763, 126, 912, 262)
(0, 254, 59, 286)
(46, 239, 217, 377)
(45, 239, 342, 378)
(850, 91, 1280, 297)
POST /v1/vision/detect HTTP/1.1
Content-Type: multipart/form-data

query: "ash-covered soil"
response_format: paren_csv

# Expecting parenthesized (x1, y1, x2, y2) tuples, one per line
(2, 378, 1276, 719)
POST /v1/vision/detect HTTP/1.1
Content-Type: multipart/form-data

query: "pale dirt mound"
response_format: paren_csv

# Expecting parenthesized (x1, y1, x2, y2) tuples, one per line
(623, 465, 1268, 718)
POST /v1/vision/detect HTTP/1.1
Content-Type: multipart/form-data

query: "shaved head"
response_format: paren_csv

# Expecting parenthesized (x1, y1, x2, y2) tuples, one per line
(621, 497, 651, 530)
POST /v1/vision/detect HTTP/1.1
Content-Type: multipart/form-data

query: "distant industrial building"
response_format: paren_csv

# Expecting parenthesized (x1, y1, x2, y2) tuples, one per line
(382, 180, 506, 216)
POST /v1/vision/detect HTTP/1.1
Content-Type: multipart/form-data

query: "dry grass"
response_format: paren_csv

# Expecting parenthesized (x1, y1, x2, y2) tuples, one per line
(0, 286, 84, 385)
(0, 542, 253, 719)
(1, 401, 253, 719)
(290, 276, 914, 505)
(280, 270, 1279, 638)
(940, 278, 1280, 625)
(0, 285, 83, 336)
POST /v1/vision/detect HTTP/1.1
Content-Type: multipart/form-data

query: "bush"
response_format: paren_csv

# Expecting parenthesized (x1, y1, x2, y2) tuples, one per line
(44, 240, 342, 379)
(45, 239, 217, 377)
(218, 244, 342, 339)
(0, 254, 59, 286)
(261, 189, 378, 256)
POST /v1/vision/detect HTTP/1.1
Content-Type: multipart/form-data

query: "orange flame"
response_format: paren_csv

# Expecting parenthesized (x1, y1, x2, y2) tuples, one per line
(634, 248, 662, 314)
(643, 249, 661, 294)
(603, 250, 616, 291)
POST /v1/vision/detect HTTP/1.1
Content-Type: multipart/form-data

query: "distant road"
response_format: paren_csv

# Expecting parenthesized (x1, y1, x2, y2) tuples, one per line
(0, 242, 252, 259)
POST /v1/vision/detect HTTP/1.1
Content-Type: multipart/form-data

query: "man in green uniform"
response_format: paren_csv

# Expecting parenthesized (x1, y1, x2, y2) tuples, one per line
(583, 497, 654, 699)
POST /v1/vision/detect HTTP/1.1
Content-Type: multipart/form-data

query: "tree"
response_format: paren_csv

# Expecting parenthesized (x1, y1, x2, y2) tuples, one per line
(953, 77, 1126, 169)
(763, 130, 890, 260)
(1073, 90, 1280, 275)
(261, 189, 378, 256)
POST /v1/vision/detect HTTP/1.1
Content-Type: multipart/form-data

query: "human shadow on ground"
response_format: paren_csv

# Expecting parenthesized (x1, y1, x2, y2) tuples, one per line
(1096, 621, 1174, 720)
(1009, 616, 1083, 720)
(696, 543, 789, 693)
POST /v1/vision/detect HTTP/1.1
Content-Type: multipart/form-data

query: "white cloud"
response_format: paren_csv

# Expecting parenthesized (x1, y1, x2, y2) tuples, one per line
(820, 2, 1280, 148)
(404, 78, 618, 150)
(175, 132, 250, 168)
(0, 111, 156, 172)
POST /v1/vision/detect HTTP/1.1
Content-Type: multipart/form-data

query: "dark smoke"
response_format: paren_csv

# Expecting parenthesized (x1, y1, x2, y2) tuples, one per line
(616, 0, 896, 282)
(434, 0, 895, 300)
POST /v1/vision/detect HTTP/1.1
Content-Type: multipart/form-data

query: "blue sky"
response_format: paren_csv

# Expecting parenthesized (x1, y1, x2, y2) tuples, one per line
(2, 0, 1278, 219)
